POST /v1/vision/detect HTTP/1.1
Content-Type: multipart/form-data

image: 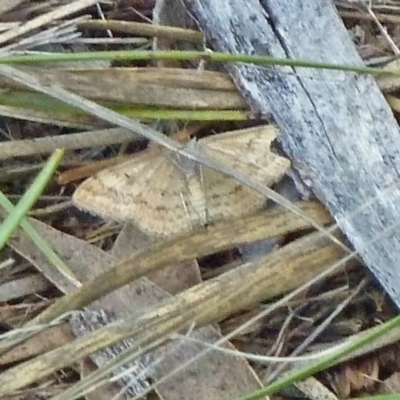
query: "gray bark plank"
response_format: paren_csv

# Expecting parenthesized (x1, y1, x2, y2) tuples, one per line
(183, 0, 400, 307)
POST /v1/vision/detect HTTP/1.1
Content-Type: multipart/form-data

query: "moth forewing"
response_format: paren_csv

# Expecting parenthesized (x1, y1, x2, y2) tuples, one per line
(127, 159, 198, 236)
(168, 144, 208, 229)
(200, 125, 278, 154)
(201, 165, 267, 221)
(201, 125, 290, 187)
(73, 152, 163, 221)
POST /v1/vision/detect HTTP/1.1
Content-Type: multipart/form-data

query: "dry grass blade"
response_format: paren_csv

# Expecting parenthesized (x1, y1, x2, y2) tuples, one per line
(0, 101, 108, 129)
(0, 0, 98, 46)
(9, 205, 317, 399)
(2, 201, 329, 381)
(0, 63, 346, 253)
(0, 230, 345, 396)
(0, 67, 244, 110)
(26, 201, 331, 326)
(0, 64, 396, 128)
(0, 127, 140, 160)
(78, 18, 204, 44)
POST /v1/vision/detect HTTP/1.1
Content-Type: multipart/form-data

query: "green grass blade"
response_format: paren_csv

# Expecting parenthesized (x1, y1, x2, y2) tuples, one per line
(0, 149, 64, 249)
(1, 50, 398, 78)
(235, 314, 400, 400)
(0, 149, 79, 285)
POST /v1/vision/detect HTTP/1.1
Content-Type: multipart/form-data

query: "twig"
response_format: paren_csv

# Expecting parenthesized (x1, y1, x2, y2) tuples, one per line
(0, 128, 141, 160)
(0, 0, 98, 47)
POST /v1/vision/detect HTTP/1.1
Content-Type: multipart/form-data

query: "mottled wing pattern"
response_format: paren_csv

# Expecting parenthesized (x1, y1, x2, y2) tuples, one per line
(126, 160, 195, 237)
(167, 150, 208, 228)
(199, 125, 290, 221)
(73, 151, 198, 237)
(73, 152, 154, 221)
(201, 125, 290, 185)
(73, 125, 290, 238)
(200, 166, 266, 221)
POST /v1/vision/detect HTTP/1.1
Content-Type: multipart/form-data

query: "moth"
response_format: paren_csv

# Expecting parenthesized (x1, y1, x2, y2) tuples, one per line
(73, 125, 290, 238)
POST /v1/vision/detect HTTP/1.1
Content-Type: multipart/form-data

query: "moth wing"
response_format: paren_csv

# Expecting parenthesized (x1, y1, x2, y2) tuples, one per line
(73, 152, 154, 221)
(200, 125, 290, 186)
(128, 158, 199, 237)
(73, 151, 201, 238)
(200, 166, 266, 222)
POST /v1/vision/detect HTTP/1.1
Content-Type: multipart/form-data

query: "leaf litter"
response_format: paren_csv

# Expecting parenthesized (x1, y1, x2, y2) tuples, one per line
(1, 1, 400, 400)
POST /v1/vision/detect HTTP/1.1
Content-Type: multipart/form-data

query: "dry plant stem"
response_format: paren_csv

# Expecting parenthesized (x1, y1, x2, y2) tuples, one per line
(0, 64, 349, 254)
(0, 67, 243, 110)
(29, 201, 331, 326)
(56, 156, 131, 185)
(6, 224, 261, 397)
(0, 104, 105, 129)
(0, 163, 46, 183)
(265, 279, 367, 383)
(338, 10, 400, 24)
(295, 280, 364, 353)
(29, 200, 72, 217)
(0, 66, 394, 120)
(4, 202, 327, 330)
(0, 128, 141, 160)
(78, 20, 204, 44)
(1, 65, 397, 117)
(48, 231, 347, 400)
(0, 0, 98, 47)
(0, 232, 344, 396)
(282, 305, 400, 373)
(126, 262, 365, 400)
(6, 15, 87, 53)
(365, 6, 400, 55)
(2, 203, 329, 378)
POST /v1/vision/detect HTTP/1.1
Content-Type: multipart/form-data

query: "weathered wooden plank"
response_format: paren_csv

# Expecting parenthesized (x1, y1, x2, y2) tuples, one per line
(183, 0, 400, 307)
